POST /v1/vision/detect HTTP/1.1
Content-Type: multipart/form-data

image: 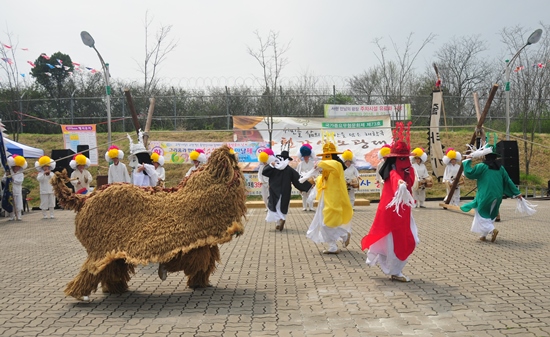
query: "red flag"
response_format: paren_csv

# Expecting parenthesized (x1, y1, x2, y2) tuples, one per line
(72, 62, 80, 67)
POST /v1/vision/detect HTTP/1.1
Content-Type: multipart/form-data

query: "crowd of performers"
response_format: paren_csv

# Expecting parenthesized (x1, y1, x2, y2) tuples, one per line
(253, 123, 535, 282)
(1, 123, 536, 284)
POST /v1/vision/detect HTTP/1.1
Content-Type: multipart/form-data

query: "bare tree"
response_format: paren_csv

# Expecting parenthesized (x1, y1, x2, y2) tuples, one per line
(247, 30, 290, 148)
(138, 11, 178, 97)
(500, 24, 550, 176)
(434, 35, 493, 116)
(349, 33, 435, 120)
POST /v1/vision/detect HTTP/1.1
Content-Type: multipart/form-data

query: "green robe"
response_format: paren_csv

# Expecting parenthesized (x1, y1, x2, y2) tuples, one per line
(460, 159, 520, 219)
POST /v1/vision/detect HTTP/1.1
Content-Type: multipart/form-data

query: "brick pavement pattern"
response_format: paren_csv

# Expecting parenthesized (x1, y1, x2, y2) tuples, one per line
(1, 199, 550, 337)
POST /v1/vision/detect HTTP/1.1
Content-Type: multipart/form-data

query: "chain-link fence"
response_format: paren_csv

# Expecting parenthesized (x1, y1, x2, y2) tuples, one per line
(2, 93, 550, 134)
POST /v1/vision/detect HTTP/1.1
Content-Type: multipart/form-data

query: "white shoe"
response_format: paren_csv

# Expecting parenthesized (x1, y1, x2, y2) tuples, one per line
(302, 208, 307, 211)
(8, 217, 15, 221)
(43, 215, 48, 219)
(50, 215, 55, 219)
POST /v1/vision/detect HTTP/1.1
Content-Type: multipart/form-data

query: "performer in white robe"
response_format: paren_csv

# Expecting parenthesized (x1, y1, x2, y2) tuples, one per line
(127, 132, 159, 187)
(186, 149, 207, 177)
(5, 155, 27, 221)
(410, 148, 430, 208)
(342, 150, 360, 208)
(257, 149, 275, 212)
(36, 156, 57, 218)
(106, 146, 131, 184)
(296, 144, 316, 211)
(442, 148, 462, 206)
(151, 152, 166, 187)
(70, 154, 93, 194)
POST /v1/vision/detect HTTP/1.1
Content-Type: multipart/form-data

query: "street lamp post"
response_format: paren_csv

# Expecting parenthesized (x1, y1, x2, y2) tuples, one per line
(504, 28, 542, 140)
(80, 31, 112, 146)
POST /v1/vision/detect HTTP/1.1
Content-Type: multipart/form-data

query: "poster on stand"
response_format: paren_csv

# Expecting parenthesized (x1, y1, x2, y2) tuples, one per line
(61, 125, 99, 165)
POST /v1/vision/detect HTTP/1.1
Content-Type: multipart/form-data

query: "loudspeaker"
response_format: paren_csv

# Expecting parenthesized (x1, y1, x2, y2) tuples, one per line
(496, 140, 520, 185)
(77, 145, 90, 158)
(51, 149, 76, 175)
(50, 149, 76, 208)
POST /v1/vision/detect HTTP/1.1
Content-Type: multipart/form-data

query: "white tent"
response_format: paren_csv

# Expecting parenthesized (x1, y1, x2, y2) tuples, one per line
(3, 137, 44, 158)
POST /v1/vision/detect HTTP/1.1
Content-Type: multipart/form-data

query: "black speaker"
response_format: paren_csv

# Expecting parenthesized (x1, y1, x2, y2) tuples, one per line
(496, 140, 520, 185)
(50, 149, 76, 208)
(77, 145, 90, 158)
(51, 149, 76, 175)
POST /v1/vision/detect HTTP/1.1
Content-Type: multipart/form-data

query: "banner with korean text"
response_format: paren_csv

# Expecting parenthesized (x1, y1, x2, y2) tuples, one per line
(233, 116, 392, 170)
(61, 125, 99, 165)
(324, 104, 411, 120)
(148, 141, 269, 165)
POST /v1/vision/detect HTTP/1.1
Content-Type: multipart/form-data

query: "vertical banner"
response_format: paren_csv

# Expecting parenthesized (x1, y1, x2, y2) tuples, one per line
(60, 125, 99, 165)
(429, 91, 445, 180)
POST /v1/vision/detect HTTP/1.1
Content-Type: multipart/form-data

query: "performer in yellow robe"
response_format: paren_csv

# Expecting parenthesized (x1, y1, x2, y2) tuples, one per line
(305, 134, 353, 254)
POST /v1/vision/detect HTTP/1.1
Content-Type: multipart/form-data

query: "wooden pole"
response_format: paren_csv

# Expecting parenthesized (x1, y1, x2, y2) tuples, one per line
(443, 84, 499, 205)
(143, 97, 155, 149)
(123, 89, 141, 135)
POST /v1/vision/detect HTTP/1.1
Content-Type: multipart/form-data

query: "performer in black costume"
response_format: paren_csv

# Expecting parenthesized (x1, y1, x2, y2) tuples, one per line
(262, 148, 312, 231)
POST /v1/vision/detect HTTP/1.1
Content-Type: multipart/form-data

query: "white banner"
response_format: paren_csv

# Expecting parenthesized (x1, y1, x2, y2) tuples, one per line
(148, 141, 269, 164)
(233, 116, 392, 170)
(324, 104, 412, 120)
(429, 91, 445, 180)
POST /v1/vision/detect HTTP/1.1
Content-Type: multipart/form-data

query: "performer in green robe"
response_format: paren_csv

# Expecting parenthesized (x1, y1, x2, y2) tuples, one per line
(460, 147, 522, 242)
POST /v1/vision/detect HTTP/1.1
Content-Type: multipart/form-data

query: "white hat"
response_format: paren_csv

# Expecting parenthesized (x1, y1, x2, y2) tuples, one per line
(7, 154, 27, 169)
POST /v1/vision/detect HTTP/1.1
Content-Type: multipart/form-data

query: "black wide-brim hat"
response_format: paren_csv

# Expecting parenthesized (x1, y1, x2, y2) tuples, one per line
(136, 152, 152, 165)
(276, 150, 293, 161)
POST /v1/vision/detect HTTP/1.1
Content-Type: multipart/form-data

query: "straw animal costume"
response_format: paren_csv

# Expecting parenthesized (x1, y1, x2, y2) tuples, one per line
(51, 145, 246, 300)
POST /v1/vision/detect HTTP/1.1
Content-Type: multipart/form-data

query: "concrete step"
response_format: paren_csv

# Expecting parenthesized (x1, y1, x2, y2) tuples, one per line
(246, 199, 370, 208)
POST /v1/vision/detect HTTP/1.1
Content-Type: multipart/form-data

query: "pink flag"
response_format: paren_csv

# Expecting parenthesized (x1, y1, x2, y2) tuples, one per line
(57, 59, 63, 65)
(45, 72, 52, 77)
(40, 53, 50, 60)
(72, 62, 80, 66)
(27, 61, 36, 67)
(3, 44, 12, 49)
(21, 48, 29, 51)
(1, 58, 13, 65)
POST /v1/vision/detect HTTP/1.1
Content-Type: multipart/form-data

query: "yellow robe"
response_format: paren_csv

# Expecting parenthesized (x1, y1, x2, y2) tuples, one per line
(316, 160, 353, 227)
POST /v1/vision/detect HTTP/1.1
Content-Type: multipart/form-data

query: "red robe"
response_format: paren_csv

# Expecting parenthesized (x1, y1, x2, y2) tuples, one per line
(361, 168, 416, 261)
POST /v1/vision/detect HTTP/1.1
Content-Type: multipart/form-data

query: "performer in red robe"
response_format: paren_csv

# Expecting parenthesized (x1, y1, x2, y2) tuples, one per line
(361, 122, 419, 282)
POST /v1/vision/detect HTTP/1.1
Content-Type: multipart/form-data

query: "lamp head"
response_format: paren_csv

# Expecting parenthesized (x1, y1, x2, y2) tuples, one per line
(80, 31, 95, 48)
(527, 29, 543, 45)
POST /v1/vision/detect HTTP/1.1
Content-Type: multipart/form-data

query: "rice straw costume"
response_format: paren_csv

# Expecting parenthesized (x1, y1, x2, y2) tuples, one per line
(304, 133, 353, 254)
(106, 145, 131, 184)
(410, 147, 429, 208)
(361, 122, 419, 282)
(70, 154, 93, 194)
(442, 148, 462, 206)
(36, 155, 57, 218)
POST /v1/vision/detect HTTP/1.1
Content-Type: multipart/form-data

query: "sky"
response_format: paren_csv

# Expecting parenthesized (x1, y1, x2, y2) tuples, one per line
(1, 0, 549, 89)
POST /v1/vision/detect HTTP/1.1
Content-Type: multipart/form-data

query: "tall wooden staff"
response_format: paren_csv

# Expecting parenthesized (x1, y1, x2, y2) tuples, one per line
(442, 84, 499, 206)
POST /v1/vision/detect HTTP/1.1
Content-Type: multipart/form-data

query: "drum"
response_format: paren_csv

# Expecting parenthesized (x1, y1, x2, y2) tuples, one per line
(424, 176, 433, 188)
(458, 176, 465, 186)
(350, 178, 360, 189)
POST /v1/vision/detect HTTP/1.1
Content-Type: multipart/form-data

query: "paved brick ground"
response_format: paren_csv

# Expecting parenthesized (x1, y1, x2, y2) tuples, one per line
(1, 198, 550, 337)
